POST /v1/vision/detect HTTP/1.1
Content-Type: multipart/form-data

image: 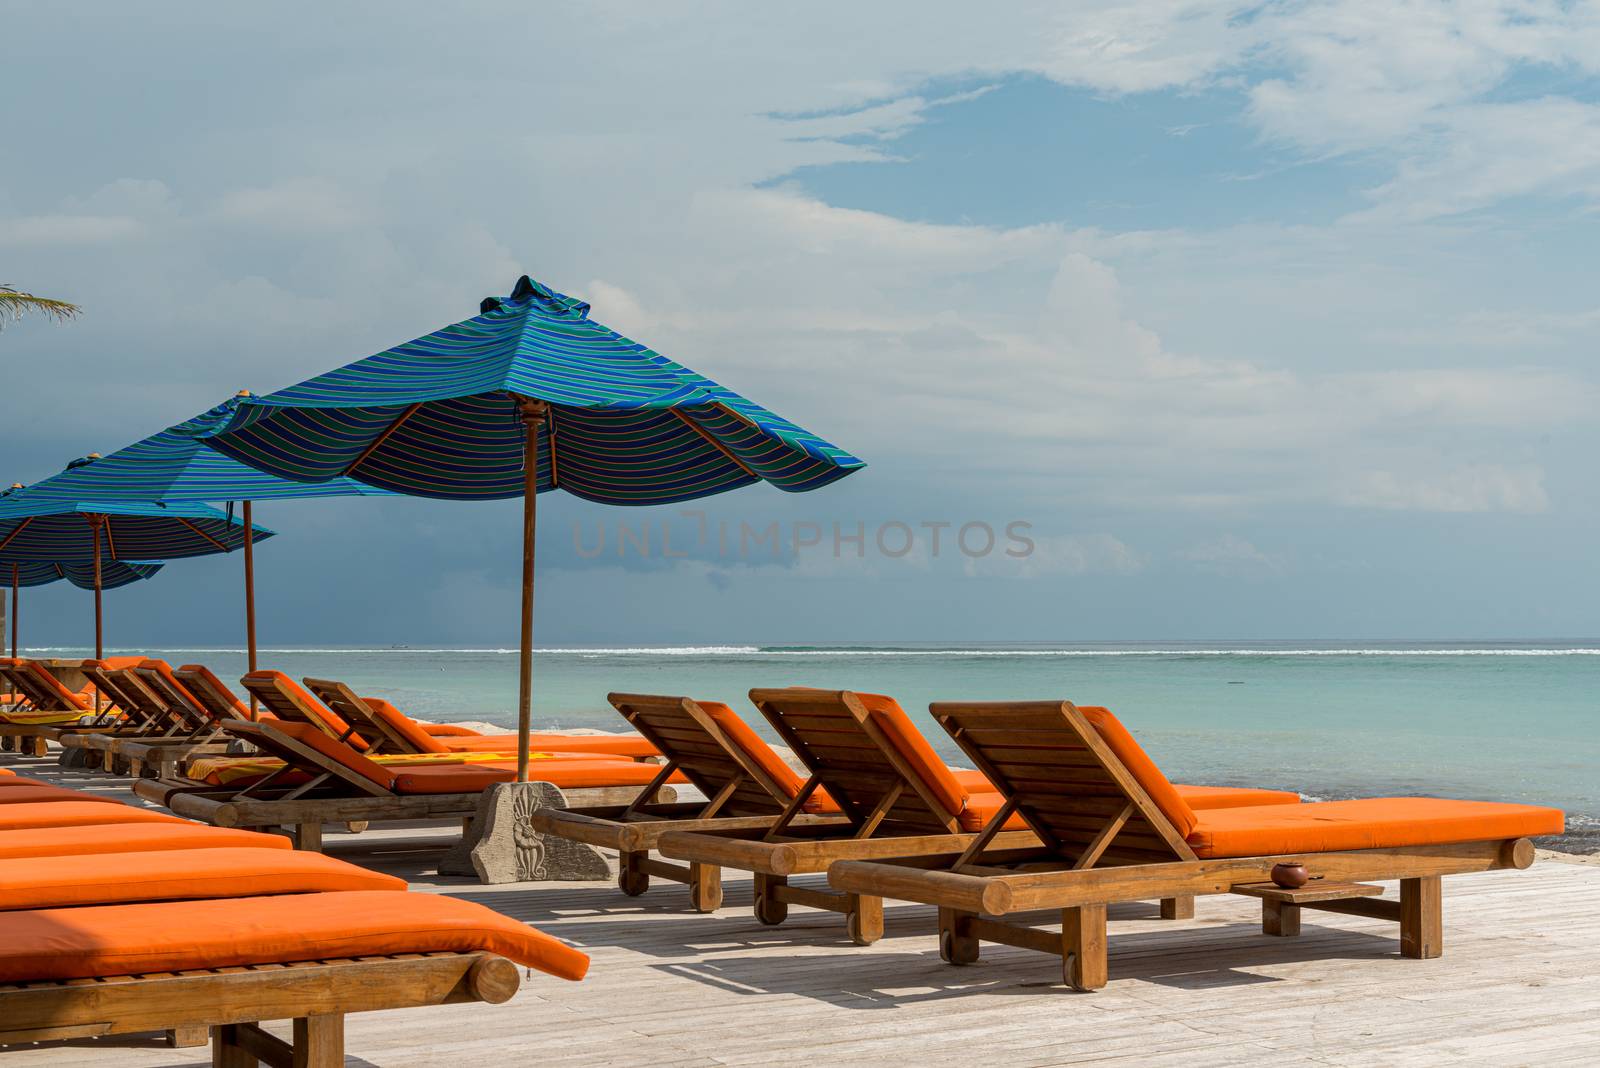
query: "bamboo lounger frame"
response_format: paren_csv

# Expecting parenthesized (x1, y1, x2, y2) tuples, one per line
(828, 700, 1540, 991)
(0, 950, 521, 1067)
(530, 693, 845, 911)
(657, 689, 1039, 944)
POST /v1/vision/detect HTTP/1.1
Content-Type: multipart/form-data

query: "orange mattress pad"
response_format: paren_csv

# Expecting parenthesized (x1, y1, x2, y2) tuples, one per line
(1188, 797, 1565, 858)
(0, 801, 183, 832)
(0, 847, 404, 911)
(0, 890, 589, 982)
(0, 823, 291, 860)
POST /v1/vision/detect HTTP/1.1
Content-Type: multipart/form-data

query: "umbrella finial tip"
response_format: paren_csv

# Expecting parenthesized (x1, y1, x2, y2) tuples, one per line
(236, 389, 252, 397)
(511, 275, 536, 301)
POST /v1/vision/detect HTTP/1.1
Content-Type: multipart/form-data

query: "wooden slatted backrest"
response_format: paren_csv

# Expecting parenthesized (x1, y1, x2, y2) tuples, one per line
(221, 720, 392, 797)
(238, 673, 367, 746)
(930, 701, 1196, 866)
(302, 679, 424, 755)
(2, 660, 91, 712)
(172, 666, 253, 724)
(748, 688, 962, 834)
(80, 665, 167, 729)
(131, 662, 212, 731)
(607, 694, 792, 817)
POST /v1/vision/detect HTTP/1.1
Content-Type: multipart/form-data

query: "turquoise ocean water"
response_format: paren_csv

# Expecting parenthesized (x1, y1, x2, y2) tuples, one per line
(29, 641, 1597, 847)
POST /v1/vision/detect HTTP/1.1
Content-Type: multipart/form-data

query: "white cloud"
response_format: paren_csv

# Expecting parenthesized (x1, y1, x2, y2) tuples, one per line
(1177, 533, 1283, 574)
(1340, 464, 1550, 513)
(0, 213, 145, 247)
(966, 532, 1145, 579)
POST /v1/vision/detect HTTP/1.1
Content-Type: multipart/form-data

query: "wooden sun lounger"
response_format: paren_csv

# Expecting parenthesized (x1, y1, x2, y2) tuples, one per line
(827, 700, 1563, 990)
(301, 676, 663, 762)
(657, 688, 1043, 944)
(0, 951, 522, 1065)
(57, 663, 211, 775)
(529, 693, 848, 911)
(136, 715, 674, 851)
(134, 719, 494, 851)
(106, 661, 239, 777)
(0, 659, 119, 756)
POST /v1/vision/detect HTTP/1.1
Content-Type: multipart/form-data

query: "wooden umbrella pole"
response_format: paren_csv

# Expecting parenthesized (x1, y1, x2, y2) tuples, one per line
(9, 563, 17, 660)
(516, 397, 549, 783)
(92, 519, 104, 660)
(243, 500, 259, 720)
(92, 517, 104, 712)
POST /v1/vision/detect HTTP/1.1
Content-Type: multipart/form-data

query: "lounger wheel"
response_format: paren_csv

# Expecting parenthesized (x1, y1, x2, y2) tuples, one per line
(618, 866, 650, 897)
(939, 928, 979, 965)
(754, 891, 787, 925)
(689, 880, 722, 912)
(845, 910, 878, 947)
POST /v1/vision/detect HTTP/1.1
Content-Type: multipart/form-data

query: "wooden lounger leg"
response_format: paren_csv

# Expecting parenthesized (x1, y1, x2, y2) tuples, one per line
(292, 822, 323, 852)
(1262, 898, 1301, 937)
(689, 861, 723, 912)
(1401, 875, 1443, 959)
(212, 1024, 259, 1067)
(1061, 904, 1108, 992)
(1159, 895, 1195, 920)
(938, 907, 981, 964)
(212, 1015, 345, 1068)
(845, 893, 884, 946)
(618, 850, 650, 896)
(295, 1014, 345, 1066)
(753, 873, 789, 925)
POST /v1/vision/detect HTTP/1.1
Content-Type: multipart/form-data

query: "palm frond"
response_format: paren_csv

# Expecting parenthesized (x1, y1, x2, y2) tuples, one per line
(0, 285, 83, 329)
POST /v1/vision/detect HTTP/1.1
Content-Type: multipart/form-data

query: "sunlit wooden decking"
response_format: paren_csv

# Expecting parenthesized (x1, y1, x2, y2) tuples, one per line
(4, 752, 1598, 1067)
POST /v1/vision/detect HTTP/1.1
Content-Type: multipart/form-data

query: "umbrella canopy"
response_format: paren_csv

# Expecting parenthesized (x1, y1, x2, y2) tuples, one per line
(199, 275, 863, 502)
(199, 274, 864, 780)
(0, 485, 269, 660)
(3, 559, 162, 661)
(0, 496, 270, 562)
(17, 394, 395, 505)
(5, 559, 163, 590)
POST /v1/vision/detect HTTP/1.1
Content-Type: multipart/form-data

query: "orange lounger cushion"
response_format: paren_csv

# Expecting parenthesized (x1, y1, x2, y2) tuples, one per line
(0, 848, 405, 911)
(391, 759, 688, 795)
(958, 783, 1302, 833)
(959, 793, 1032, 831)
(1180, 785, 1300, 809)
(1076, 706, 1199, 838)
(0, 890, 589, 983)
(420, 722, 479, 737)
(0, 801, 183, 832)
(1188, 797, 1566, 858)
(0, 767, 12, 776)
(0, 776, 53, 788)
(0, 786, 128, 807)
(0, 823, 292, 860)
(431, 730, 660, 759)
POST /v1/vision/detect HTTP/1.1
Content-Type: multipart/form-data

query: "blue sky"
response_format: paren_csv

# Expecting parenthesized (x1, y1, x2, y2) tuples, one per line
(2, 3, 1598, 646)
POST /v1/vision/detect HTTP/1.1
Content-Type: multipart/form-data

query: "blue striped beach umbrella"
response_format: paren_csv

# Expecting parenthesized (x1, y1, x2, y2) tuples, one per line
(199, 274, 865, 777)
(17, 394, 390, 681)
(0, 484, 269, 658)
(3, 558, 163, 659)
